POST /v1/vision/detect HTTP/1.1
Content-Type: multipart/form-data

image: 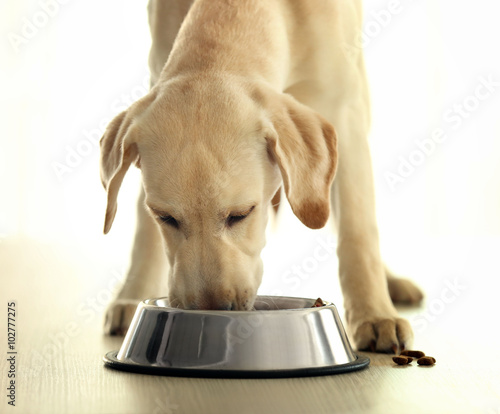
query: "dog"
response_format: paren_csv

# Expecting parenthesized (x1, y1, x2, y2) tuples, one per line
(100, 0, 423, 352)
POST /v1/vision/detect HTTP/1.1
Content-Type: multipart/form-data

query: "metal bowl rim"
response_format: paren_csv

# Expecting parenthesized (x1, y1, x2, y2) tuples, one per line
(103, 350, 370, 378)
(141, 295, 334, 315)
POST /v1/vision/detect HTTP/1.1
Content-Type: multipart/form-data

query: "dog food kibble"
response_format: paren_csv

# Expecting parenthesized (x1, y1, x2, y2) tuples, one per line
(400, 350, 426, 358)
(312, 298, 325, 307)
(392, 356, 413, 365)
(391, 349, 435, 367)
(417, 356, 436, 366)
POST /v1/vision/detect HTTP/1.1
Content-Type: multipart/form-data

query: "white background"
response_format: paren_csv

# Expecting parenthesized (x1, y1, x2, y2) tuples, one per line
(1, 0, 500, 306)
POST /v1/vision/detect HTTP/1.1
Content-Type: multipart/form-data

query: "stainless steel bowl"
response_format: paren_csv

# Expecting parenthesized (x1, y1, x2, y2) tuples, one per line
(104, 296, 369, 378)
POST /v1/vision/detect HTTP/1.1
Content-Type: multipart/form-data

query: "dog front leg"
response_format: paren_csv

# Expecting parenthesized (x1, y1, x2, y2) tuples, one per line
(103, 185, 169, 335)
(330, 104, 413, 353)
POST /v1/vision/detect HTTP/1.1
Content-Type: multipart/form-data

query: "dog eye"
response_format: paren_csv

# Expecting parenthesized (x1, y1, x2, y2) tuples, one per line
(226, 206, 255, 228)
(158, 215, 180, 229)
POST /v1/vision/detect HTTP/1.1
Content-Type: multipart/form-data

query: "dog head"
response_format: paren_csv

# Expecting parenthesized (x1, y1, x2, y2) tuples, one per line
(100, 75, 337, 310)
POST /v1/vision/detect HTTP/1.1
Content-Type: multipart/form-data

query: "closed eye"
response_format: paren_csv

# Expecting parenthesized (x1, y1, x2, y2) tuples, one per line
(226, 206, 255, 228)
(158, 215, 180, 229)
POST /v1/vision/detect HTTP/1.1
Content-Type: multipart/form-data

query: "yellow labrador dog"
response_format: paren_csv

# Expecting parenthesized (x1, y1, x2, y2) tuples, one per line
(100, 0, 423, 352)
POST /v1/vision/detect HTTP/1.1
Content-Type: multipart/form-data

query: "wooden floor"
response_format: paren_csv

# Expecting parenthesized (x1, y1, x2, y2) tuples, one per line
(1, 236, 499, 414)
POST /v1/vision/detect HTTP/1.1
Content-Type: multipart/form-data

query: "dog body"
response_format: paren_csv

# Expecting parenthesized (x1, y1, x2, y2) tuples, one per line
(101, 0, 422, 351)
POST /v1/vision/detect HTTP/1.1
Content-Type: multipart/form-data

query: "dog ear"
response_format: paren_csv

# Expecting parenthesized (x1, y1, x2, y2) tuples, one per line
(100, 110, 138, 234)
(100, 90, 158, 234)
(99, 109, 140, 234)
(264, 93, 338, 229)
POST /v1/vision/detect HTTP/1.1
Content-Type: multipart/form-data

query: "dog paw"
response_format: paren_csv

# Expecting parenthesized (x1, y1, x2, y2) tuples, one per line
(387, 276, 424, 305)
(349, 314, 414, 353)
(103, 299, 140, 336)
